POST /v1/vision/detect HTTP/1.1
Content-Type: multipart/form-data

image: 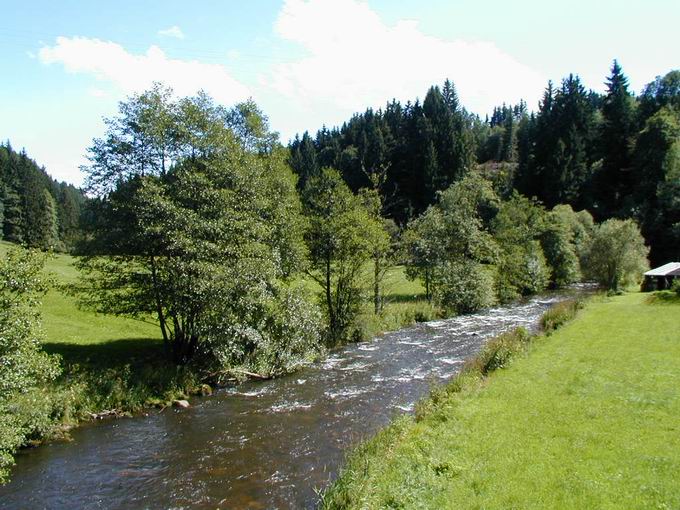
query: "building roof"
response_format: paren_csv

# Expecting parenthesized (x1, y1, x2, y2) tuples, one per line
(645, 262, 680, 277)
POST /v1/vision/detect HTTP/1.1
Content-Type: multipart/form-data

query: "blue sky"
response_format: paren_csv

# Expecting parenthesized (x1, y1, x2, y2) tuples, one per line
(1, 0, 678, 185)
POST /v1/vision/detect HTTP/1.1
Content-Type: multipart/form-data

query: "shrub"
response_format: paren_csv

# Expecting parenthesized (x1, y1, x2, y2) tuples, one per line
(205, 285, 323, 379)
(672, 279, 680, 297)
(540, 299, 583, 333)
(0, 248, 61, 483)
(433, 260, 497, 315)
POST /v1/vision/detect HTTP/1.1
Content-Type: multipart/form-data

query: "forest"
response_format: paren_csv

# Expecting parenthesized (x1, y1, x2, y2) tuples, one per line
(0, 143, 86, 251)
(1, 61, 676, 483)
(289, 62, 679, 266)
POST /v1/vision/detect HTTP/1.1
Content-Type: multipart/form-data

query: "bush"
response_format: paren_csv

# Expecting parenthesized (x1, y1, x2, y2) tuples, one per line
(0, 248, 61, 483)
(540, 299, 583, 333)
(672, 279, 680, 297)
(496, 242, 550, 302)
(205, 285, 323, 379)
(433, 260, 497, 315)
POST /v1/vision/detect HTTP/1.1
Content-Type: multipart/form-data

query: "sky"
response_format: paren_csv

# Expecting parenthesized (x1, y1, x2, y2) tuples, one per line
(1, 0, 678, 186)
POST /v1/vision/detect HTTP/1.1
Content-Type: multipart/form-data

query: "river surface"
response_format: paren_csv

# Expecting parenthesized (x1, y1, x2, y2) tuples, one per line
(0, 292, 581, 509)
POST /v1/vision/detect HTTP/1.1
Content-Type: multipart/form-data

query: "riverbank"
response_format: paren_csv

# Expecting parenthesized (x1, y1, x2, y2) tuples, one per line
(322, 292, 680, 509)
(1, 242, 437, 482)
(1, 289, 573, 507)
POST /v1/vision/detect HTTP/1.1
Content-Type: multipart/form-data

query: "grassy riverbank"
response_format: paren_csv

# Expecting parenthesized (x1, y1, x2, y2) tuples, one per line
(1, 241, 436, 483)
(322, 292, 680, 509)
(3, 242, 432, 425)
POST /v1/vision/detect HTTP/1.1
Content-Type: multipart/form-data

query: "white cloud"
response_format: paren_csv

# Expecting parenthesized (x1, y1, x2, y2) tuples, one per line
(38, 36, 251, 105)
(267, 0, 546, 134)
(87, 87, 108, 98)
(158, 25, 185, 40)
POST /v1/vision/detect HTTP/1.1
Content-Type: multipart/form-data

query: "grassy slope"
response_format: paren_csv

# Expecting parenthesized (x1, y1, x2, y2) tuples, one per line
(1, 242, 200, 425)
(324, 293, 680, 509)
(1, 242, 162, 366)
(1, 242, 160, 345)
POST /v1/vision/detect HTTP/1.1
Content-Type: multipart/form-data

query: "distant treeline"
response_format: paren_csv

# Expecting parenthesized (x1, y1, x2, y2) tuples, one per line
(288, 63, 680, 265)
(0, 142, 87, 251)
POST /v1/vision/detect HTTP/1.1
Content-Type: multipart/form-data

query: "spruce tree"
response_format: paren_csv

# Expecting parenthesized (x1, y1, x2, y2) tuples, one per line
(35, 189, 59, 250)
(596, 60, 637, 217)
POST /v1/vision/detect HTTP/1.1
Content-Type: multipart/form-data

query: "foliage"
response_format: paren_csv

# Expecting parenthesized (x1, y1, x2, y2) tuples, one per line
(0, 143, 86, 252)
(303, 168, 384, 344)
(204, 285, 323, 378)
(593, 60, 637, 217)
(358, 187, 395, 314)
(632, 105, 680, 265)
(404, 174, 499, 314)
(433, 260, 497, 315)
(492, 192, 549, 300)
(289, 79, 475, 224)
(540, 205, 592, 287)
(77, 86, 319, 369)
(0, 247, 61, 483)
(583, 218, 649, 291)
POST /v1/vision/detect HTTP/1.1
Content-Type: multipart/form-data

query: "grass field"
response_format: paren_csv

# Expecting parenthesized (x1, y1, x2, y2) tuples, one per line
(0, 242, 198, 423)
(1, 241, 161, 352)
(323, 292, 680, 509)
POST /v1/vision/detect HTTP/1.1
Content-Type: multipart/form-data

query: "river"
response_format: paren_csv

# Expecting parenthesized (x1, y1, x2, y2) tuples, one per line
(0, 292, 580, 509)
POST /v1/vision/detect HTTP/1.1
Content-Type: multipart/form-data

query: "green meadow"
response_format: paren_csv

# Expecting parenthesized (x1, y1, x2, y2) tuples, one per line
(323, 292, 680, 509)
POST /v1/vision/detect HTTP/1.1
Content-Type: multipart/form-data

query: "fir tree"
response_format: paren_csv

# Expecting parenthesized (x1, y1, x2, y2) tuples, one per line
(595, 60, 637, 217)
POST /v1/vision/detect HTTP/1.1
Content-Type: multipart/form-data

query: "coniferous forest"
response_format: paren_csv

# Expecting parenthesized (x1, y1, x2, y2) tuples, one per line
(289, 63, 679, 266)
(0, 143, 86, 251)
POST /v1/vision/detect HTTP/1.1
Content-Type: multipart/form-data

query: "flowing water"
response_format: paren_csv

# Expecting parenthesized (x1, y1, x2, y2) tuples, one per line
(0, 292, 582, 509)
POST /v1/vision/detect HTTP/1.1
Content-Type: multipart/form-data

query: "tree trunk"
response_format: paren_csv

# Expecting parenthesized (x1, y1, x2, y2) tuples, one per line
(373, 257, 380, 315)
(149, 255, 170, 352)
(325, 254, 335, 337)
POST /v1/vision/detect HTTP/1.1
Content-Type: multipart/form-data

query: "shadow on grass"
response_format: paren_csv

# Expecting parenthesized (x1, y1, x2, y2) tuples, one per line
(43, 338, 166, 368)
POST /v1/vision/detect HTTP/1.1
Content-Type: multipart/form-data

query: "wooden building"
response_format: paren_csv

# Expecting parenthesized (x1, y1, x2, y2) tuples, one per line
(642, 262, 680, 291)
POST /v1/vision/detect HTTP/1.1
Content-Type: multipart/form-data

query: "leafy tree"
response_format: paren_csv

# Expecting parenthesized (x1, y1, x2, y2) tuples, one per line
(405, 174, 499, 314)
(435, 259, 496, 315)
(358, 187, 394, 314)
(583, 219, 649, 291)
(0, 248, 61, 483)
(303, 168, 381, 343)
(78, 87, 317, 367)
(402, 208, 443, 302)
(541, 205, 593, 287)
(492, 192, 550, 300)
(541, 208, 581, 287)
